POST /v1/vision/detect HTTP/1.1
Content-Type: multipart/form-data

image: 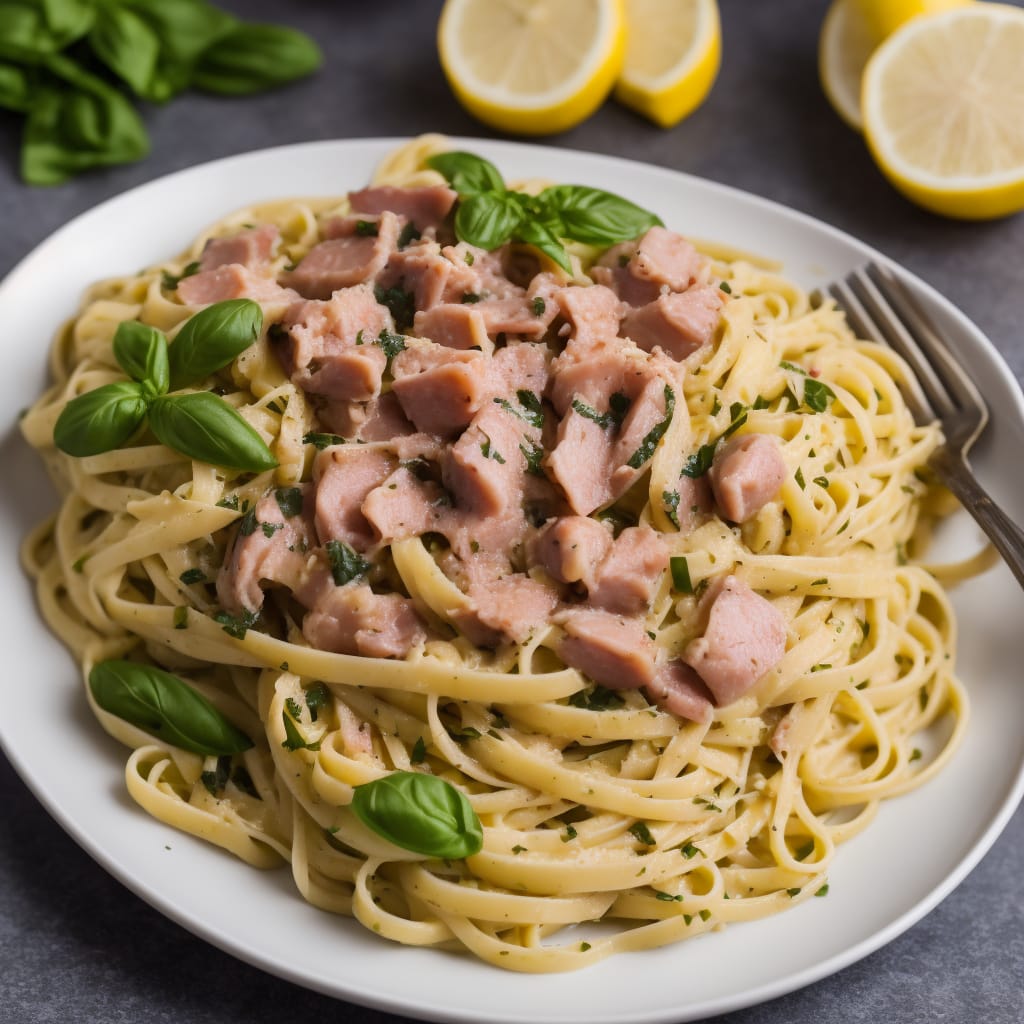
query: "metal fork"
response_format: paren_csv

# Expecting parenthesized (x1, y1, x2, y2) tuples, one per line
(828, 262, 1024, 590)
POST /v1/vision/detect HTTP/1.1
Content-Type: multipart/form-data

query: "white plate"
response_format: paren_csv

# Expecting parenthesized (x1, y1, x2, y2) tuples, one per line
(2, 138, 1023, 1024)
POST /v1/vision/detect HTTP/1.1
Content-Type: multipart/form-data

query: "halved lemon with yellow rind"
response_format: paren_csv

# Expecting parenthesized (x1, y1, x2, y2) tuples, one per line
(437, 0, 625, 135)
(852, 0, 973, 39)
(615, 0, 720, 128)
(862, 3, 1024, 219)
(818, 0, 881, 131)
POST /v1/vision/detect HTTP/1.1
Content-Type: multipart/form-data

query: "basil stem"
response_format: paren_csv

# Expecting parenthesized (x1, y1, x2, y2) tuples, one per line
(148, 392, 277, 472)
(89, 659, 253, 756)
(112, 320, 169, 395)
(167, 299, 263, 391)
(350, 771, 483, 859)
(53, 381, 149, 457)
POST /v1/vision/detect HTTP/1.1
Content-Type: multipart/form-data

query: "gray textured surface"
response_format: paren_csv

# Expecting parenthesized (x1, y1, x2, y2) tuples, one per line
(1, 1, 1022, 1021)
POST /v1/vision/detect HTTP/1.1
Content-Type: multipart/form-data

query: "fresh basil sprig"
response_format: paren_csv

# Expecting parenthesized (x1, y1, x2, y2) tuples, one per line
(54, 299, 276, 472)
(426, 150, 663, 272)
(89, 659, 253, 756)
(350, 771, 484, 859)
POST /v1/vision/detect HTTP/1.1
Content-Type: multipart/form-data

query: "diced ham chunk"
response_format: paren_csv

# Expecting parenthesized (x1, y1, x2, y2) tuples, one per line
(645, 660, 714, 723)
(444, 403, 522, 517)
(589, 526, 667, 615)
(362, 467, 451, 543)
(274, 286, 391, 401)
(621, 285, 725, 360)
(391, 342, 489, 437)
(708, 433, 786, 523)
(445, 557, 559, 647)
(558, 610, 657, 690)
(530, 516, 612, 588)
(555, 285, 623, 345)
(283, 212, 401, 299)
(199, 224, 278, 272)
(313, 446, 396, 551)
(630, 227, 706, 293)
(336, 700, 374, 757)
(348, 185, 457, 230)
(317, 392, 419, 444)
(683, 575, 787, 706)
(413, 304, 492, 352)
(217, 486, 316, 615)
(302, 583, 425, 659)
(178, 265, 297, 308)
(673, 474, 713, 535)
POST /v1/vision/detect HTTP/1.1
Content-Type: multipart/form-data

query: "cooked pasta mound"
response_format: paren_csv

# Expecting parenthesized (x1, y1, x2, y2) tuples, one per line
(19, 135, 967, 972)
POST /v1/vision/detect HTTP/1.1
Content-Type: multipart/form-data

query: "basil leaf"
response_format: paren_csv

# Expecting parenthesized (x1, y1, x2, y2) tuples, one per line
(454, 192, 523, 251)
(0, 62, 34, 112)
(89, 659, 252, 756)
(351, 771, 483, 859)
(118, 0, 236, 102)
(88, 4, 160, 98)
(168, 299, 262, 390)
(426, 151, 505, 195)
(538, 185, 663, 245)
(21, 69, 149, 185)
(0, 1, 92, 62)
(192, 23, 322, 95)
(802, 378, 835, 413)
(670, 556, 694, 594)
(514, 218, 572, 273)
(53, 381, 149, 457)
(148, 392, 277, 472)
(112, 321, 169, 394)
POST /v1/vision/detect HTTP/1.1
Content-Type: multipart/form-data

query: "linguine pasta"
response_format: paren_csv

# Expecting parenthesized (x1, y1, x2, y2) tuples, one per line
(19, 137, 967, 972)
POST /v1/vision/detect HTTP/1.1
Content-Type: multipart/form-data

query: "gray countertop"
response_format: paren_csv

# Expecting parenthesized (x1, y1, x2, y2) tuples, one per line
(1, 1, 1021, 1021)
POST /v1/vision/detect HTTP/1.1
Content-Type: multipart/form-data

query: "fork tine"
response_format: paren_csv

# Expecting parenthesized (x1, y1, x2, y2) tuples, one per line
(865, 262, 989, 434)
(828, 277, 938, 424)
(845, 266, 958, 421)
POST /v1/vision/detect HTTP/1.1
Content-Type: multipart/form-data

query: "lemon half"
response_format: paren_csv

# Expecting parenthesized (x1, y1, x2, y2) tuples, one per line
(615, 0, 720, 128)
(862, 2, 1024, 219)
(437, 0, 625, 135)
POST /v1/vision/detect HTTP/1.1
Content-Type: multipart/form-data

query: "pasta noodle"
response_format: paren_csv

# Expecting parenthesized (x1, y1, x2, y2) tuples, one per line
(19, 137, 968, 973)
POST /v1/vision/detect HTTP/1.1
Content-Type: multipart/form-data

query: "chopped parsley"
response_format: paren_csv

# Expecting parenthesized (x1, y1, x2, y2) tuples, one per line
(326, 540, 371, 586)
(795, 467, 806, 490)
(305, 682, 330, 722)
(670, 556, 694, 594)
(571, 398, 614, 429)
(719, 280, 732, 294)
(628, 822, 656, 846)
(562, 824, 578, 842)
(531, 296, 546, 315)
(568, 685, 625, 711)
(161, 260, 200, 291)
(663, 489, 681, 529)
(216, 495, 240, 510)
(231, 765, 261, 799)
(410, 736, 428, 764)
(515, 388, 545, 427)
(172, 606, 188, 629)
(261, 521, 283, 539)
(461, 291, 481, 304)
(285, 696, 304, 720)
(375, 328, 407, 360)
(238, 506, 258, 536)
(480, 433, 506, 463)
(200, 754, 231, 796)
(721, 402, 748, 439)
(519, 439, 545, 476)
(355, 219, 378, 236)
(179, 568, 206, 585)
(373, 283, 415, 330)
(655, 891, 683, 902)
(627, 385, 675, 468)
(682, 441, 717, 478)
(274, 487, 304, 518)
(680, 842, 702, 859)
(214, 608, 258, 640)
(281, 711, 321, 752)
(397, 222, 421, 248)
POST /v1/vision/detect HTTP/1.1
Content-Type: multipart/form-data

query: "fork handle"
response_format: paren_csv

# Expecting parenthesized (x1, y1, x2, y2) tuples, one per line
(930, 448, 1024, 591)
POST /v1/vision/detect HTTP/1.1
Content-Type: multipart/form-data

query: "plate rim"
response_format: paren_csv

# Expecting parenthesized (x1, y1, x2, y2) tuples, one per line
(2, 134, 1023, 1024)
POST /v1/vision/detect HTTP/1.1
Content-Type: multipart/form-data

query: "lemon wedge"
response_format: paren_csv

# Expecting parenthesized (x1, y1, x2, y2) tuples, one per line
(437, 0, 625, 135)
(615, 0, 720, 128)
(862, 3, 1024, 219)
(818, 0, 881, 130)
(852, 0, 972, 39)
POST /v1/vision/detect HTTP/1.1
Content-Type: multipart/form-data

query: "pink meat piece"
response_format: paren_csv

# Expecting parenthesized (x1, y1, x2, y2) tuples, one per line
(380, 242, 454, 311)
(200, 224, 279, 271)
(362, 466, 452, 543)
(391, 342, 489, 437)
(621, 285, 724, 360)
(216, 485, 316, 615)
(178, 265, 297, 307)
(302, 583, 426, 659)
(444, 402, 523, 517)
(313, 445, 396, 551)
(443, 554, 559, 647)
(283, 211, 401, 299)
(709, 433, 786, 523)
(630, 227, 706, 293)
(546, 410, 615, 515)
(337, 701, 374, 757)
(530, 516, 613, 588)
(442, 244, 524, 302)
(770, 704, 799, 758)
(645, 660, 714, 723)
(413, 304, 492, 351)
(348, 185, 457, 230)
(317, 391, 419, 444)
(274, 286, 391, 401)
(673, 474, 713, 535)
(590, 241, 663, 307)
(487, 341, 550, 400)
(555, 285, 623, 345)
(557, 610, 657, 690)
(683, 575, 787, 706)
(589, 526, 667, 615)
